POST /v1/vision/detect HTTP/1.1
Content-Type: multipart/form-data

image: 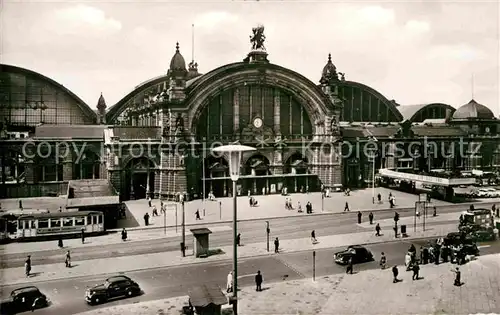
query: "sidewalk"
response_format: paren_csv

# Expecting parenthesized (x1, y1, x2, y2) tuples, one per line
(0, 225, 232, 255)
(122, 188, 453, 229)
(73, 253, 500, 315)
(0, 223, 457, 286)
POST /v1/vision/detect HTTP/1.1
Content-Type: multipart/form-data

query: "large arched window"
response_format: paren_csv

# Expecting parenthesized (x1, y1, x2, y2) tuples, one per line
(196, 85, 313, 140)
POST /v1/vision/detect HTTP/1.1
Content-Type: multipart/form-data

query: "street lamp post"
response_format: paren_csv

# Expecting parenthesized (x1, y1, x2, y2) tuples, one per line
(179, 193, 186, 257)
(369, 136, 378, 204)
(213, 144, 255, 315)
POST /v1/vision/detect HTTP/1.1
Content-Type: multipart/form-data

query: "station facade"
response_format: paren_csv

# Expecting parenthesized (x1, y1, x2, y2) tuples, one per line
(1, 29, 500, 201)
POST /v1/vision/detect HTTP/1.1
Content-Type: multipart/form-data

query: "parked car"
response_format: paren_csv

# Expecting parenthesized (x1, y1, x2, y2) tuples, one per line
(484, 188, 499, 198)
(0, 286, 49, 314)
(477, 189, 491, 198)
(85, 275, 141, 305)
(334, 245, 374, 265)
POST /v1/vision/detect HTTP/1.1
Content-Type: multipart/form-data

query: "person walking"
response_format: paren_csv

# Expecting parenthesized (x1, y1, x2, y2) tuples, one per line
(369, 212, 374, 225)
(375, 223, 381, 236)
(344, 202, 350, 212)
(148, 196, 152, 207)
(346, 257, 353, 274)
(65, 250, 71, 268)
(380, 252, 387, 269)
(357, 211, 362, 224)
(433, 206, 437, 217)
(377, 193, 382, 203)
(25, 255, 32, 277)
(311, 230, 317, 244)
(121, 228, 128, 241)
(81, 228, 85, 244)
(195, 209, 201, 220)
(274, 237, 280, 253)
(412, 263, 420, 280)
(392, 265, 399, 283)
(255, 270, 263, 292)
(236, 233, 241, 246)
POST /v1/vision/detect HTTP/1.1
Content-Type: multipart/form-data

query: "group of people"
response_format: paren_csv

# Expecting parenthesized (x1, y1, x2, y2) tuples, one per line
(226, 270, 264, 293)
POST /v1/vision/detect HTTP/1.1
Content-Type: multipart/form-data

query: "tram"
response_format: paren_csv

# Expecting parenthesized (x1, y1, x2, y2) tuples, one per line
(0, 210, 105, 240)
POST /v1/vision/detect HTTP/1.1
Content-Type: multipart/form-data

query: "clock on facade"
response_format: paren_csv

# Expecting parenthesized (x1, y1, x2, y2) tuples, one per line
(253, 117, 263, 128)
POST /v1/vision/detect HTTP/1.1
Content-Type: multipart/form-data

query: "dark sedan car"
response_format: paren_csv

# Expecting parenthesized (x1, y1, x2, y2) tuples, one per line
(334, 245, 374, 265)
(85, 275, 141, 305)
(0, 286, 49, 314)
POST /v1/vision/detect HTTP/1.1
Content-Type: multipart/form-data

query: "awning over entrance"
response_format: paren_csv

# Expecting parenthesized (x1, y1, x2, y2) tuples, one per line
(379, 168, 476, 186)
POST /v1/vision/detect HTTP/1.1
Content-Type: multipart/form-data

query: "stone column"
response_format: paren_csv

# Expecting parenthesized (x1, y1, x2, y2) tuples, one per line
(234, 88, 240, 133)
(273, 89, 281, 134)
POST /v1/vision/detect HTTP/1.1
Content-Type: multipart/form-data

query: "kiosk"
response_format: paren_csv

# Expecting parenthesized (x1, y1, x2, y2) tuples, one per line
(190, 228, 212, 258)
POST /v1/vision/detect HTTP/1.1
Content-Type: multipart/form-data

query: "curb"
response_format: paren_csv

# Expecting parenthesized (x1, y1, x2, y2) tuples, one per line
(0, 231, 452, 287)
(111, 201, 492, 233)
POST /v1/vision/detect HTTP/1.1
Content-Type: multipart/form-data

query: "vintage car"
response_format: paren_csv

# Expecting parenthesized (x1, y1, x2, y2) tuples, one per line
(334, 245, 374, 265)
(0, 286, 49, 314)
(440, 233, 480, 256)
(85, 275, 141, 305)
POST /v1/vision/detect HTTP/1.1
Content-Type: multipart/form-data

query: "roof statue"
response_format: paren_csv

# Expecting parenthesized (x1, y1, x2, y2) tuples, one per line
(250, 24, 266, 51)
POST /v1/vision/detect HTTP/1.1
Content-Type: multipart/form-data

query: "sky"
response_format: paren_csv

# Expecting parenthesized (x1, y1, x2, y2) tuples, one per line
(1, 0, 499, 114)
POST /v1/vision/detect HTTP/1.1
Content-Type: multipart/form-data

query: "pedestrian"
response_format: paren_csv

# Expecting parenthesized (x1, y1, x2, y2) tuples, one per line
(369, 212, 374, 224)
(297, 202, 302, 213)
(344, 202, 350, 212)
(121, 228, 128, 241)
(65, 250, 71, 268)
(19, 199, 23, 210)
(434, 245, 441, 265)
(255, 270, 263, 291)
(311, 230, 317, 244)
(377, 193, 381, 203)
(412, 263, 420, 280)
(226, 271, 233, 293)
(274, 237, 280, 253)
(392, 265, 399, 283)
(422, 247, 429, 265)
(433, 206, 437, 217)
(152, 206, 158, 216)
(236, 233, 241, 246)
(452, 267, 461, 286)
(357, 211, 362, 224)
(25, 255, 31, 277)
(144, 212, 150, 226)
(81, 228, 85, 244)
(346, 257, 353, 274)
(148, 196, 152, 207)
(375, 223, 381, 236)
(380, 252, 387, 269)
(195, 209, 201, 220)
(58, 235, 63, 248)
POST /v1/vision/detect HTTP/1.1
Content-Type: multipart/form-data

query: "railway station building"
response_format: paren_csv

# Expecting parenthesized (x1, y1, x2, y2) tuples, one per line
(1, 28, 499, 204)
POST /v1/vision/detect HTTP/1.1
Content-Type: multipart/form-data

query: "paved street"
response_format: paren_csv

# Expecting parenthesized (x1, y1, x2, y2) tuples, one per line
(1, 205, 463, 268)
(2, 239, 499, 315)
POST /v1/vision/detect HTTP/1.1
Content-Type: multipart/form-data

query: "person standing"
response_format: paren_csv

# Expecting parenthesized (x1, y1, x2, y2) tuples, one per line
(65, 250, 71, 268)
(346, 257, 353, 274)
(380, 252, 387, 269)
(144, 212, 150, 226)
(226, 271, 233, 293)
(25, 255, 31, 277)
(255, 270, 263, 292)
(357, 211, 362, 224)
(195, 209, 201, 220)
(452, 267, 461, 286)
(236, 233, 241, 246)
(121, 228, 128, 241)
(377, 193, 382, 203)
(58, 235, 63, 248)
(81, 228, 85, 244)
(422, 247, 429, 265)
(274, 237, 280, 253)
(148, 196, 152, 207)
(375, 223, 381, 236)
(392, 265, 399, 283)
(369, 212, 374, 225)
